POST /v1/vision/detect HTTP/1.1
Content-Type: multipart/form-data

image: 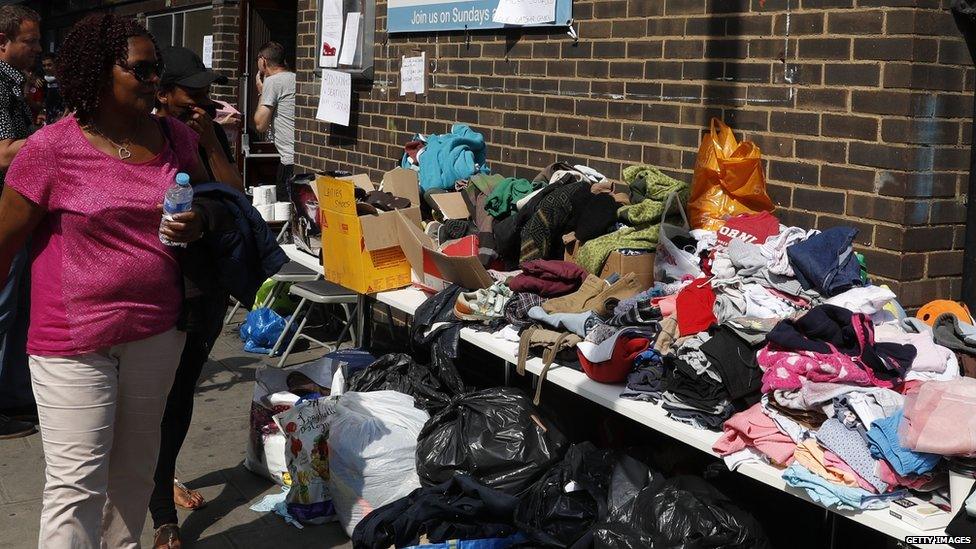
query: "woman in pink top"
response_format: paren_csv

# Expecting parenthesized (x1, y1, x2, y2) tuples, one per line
(0, 15, 209, 548)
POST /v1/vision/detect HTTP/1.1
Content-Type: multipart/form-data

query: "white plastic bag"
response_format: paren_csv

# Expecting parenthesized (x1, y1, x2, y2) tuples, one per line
(244, 360, 335, 485)
(654, 192, 703, 283)
(273, 396, 340, 524)
(327, 390, 430, 535)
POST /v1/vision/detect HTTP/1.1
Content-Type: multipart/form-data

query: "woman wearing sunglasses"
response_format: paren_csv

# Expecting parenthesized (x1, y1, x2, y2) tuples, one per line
(0, 14, 208, 548)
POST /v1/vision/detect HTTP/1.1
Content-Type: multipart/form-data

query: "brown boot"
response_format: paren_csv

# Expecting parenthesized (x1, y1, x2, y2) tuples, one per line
(542, 274, 606, 314)
(588, 273, 640, 317)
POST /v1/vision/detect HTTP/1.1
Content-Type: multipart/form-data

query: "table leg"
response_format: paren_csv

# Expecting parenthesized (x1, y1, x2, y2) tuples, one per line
(356, 294, 367, 349)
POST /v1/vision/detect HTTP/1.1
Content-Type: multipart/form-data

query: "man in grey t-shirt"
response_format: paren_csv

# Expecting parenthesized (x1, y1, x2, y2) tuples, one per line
(253, 41, 295, 201)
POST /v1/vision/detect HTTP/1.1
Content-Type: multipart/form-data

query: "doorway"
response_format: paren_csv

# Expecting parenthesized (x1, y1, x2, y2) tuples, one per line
(239, 0, 297, 189)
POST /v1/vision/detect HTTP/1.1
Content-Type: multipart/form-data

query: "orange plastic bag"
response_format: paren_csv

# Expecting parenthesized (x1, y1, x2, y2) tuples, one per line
(689, 118, 774, 231)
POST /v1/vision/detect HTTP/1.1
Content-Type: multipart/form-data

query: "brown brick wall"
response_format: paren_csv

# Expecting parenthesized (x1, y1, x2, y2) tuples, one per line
(293, 0, 973, 308)
(211, 2, 241, 107)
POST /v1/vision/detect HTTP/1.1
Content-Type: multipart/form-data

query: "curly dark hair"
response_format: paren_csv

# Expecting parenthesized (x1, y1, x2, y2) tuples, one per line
(55, 13, 160, 125)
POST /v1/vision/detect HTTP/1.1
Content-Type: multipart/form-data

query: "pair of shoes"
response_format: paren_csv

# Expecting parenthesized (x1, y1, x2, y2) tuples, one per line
(0, 414, 36, 439)
(541, 273, 640, 316)
(542, 275, 606, 314)
(153, 523, 182, 549)
(425, 221, 443, 246)
(454, 282, 513, 322)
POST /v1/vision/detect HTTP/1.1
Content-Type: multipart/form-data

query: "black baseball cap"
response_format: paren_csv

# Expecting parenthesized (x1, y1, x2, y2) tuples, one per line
(160, 47, 229, 88)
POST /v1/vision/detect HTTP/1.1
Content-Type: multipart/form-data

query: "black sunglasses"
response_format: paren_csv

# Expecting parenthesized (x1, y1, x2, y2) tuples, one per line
(117, 61, 163, 83)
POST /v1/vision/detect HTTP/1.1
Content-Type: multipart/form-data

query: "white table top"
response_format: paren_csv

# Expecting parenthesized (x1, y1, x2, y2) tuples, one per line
(282, 244, 325, 274)
(375, 286, 950, 548)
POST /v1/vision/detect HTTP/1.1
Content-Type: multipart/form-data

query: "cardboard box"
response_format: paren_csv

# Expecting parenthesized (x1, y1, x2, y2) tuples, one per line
(563, 232, 655, 291)
(429, 192, 471, 220)
(396, 211, 493, 292)
(316, 169, 422, 294)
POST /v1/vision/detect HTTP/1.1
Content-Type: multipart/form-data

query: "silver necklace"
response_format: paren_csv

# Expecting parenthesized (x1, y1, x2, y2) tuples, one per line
(85, 125, 133, 160)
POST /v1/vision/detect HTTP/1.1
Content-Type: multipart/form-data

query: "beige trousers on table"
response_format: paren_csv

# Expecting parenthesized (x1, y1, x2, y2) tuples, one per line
(29, 328, 186, 549)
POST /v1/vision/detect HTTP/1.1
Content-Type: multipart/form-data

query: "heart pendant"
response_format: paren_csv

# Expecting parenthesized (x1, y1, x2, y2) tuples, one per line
(118, 147, 132, 160)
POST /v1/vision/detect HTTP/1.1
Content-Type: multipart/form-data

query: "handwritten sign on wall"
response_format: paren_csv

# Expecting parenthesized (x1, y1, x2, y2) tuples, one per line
(400, 53, 426, 96)
(316, 69, 351, 126)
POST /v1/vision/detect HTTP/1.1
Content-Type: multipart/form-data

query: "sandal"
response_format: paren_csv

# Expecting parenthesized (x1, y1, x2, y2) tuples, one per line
(153, 524, 181, 549)
(174, 479, 207, 510)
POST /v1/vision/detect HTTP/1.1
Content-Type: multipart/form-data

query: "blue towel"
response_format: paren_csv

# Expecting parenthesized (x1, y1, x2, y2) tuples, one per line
(418, 124, 489, 191)
(867, 410, 942, 477)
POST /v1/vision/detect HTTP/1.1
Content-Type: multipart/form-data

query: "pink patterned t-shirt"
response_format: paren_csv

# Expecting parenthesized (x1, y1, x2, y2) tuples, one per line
(6, 115, 200, 356)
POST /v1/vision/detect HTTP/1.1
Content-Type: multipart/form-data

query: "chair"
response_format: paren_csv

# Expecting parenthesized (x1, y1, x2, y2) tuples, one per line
(222, 261, 320, 326)
(270, 279, 360, 368)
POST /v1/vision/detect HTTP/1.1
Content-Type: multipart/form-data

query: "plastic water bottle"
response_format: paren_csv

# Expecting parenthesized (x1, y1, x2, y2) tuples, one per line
(159, 172, 193, 247)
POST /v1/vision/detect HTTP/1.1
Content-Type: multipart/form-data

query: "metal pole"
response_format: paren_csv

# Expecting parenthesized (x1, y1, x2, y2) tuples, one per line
(952, 1, 976, 311)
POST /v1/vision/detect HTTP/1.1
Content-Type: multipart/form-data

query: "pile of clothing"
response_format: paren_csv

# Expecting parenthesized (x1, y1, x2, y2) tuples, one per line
(394, 150, 976, 524)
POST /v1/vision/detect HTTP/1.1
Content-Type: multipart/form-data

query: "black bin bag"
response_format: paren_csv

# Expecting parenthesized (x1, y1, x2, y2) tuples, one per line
(346, 353, 462, 413)
(514, 442, 616, 548)
(594, 475, 771, 549)
(415, 387, 569, 495)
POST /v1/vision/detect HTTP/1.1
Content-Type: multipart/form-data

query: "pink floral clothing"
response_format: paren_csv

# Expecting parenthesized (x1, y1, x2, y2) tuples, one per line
(6, 115, 200, 356)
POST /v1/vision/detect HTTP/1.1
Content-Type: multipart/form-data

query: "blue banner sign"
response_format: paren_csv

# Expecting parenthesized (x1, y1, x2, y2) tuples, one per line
(388, 0, 573, 33)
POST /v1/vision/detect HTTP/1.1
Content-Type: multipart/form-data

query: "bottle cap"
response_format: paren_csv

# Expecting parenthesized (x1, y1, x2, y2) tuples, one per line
(176, 172, 190, 186)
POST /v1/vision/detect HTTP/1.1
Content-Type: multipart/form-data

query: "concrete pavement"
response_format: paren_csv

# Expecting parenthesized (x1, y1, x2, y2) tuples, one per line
(0, 311, 352, 548)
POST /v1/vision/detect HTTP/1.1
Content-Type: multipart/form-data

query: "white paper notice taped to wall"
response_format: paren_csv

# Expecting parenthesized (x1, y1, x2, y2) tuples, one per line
(492, 0, 556, 25)
(202, 35, 213, 68)
(400, 53, 426, 96)
(316, 69, 351, 126)
(318, 0, 343, 68)
(338, 12, 361, 66)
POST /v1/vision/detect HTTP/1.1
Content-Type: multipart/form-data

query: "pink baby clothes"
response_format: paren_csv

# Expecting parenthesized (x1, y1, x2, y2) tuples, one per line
(713, 404, 796, 466)
(5, 115, 200, 356)
(877, 458, 939, 491)
(758, 347, 876, 393)
(902, 378, 976, 455)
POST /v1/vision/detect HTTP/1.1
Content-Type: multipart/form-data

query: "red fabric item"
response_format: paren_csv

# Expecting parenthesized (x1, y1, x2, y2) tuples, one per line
(578, 335, 650, 384)
(676, 278, 717, 337)
(716, 211, 780, 248)
(404, 140, 425, 163)
(508, 259, 588, 297)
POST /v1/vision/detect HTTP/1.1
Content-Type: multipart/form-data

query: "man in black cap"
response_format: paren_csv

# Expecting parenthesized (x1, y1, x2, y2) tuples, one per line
(150, 47, 243, 549)
(156, 46, 242, 190)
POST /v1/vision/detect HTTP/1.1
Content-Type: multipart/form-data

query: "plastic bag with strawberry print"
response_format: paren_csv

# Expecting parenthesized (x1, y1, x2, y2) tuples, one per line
(273, 395, 341, 524)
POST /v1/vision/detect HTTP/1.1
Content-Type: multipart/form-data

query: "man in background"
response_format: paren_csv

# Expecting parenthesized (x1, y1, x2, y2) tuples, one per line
(0, 4, 41, 439)
(252, 41, 294, 201)
(40, 52, 62, 124)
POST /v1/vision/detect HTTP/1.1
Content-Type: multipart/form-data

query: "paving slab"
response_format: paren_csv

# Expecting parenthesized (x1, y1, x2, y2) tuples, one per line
(0, 308, 352, 548)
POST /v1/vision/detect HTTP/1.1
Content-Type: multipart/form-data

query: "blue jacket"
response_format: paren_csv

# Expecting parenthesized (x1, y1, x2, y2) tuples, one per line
(786, 226, 862, 298)
(182, 183, 288, 309)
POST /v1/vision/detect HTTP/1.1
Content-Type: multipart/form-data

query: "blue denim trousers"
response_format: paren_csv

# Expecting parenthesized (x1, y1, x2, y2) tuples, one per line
(0, 244, 32, 409)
